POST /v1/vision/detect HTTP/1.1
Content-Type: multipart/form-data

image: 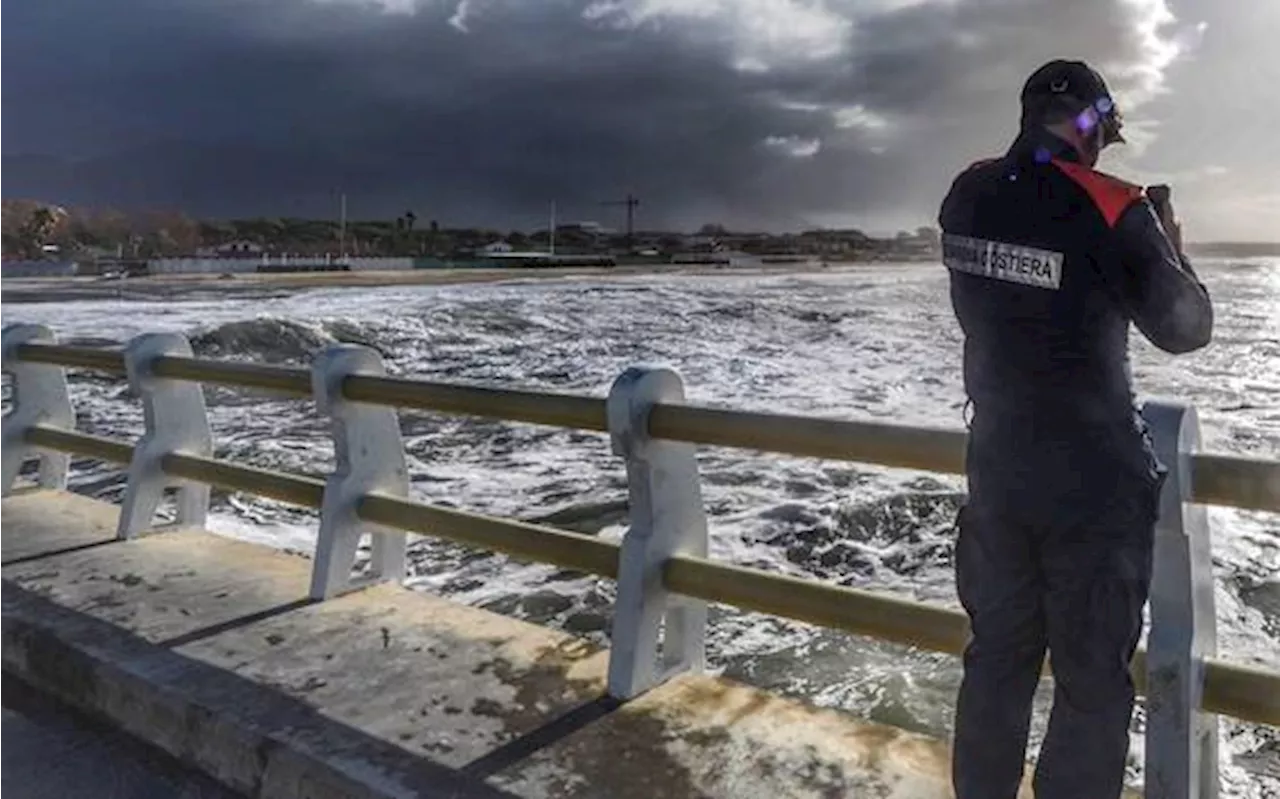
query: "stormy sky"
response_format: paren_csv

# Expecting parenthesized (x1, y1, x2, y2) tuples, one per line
(3, 0, 1277, 239)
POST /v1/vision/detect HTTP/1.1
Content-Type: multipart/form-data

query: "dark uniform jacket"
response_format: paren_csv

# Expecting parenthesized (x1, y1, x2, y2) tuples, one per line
(939, 129, 1213, 516)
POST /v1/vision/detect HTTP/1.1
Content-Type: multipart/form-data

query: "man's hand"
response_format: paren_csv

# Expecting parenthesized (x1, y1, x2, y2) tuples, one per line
(1146, 184, 1183, 254)
(1117, 183, 1212, 354)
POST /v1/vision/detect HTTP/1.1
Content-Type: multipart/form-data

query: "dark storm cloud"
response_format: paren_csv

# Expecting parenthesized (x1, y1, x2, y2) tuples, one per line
(2, 0, 1197, 230)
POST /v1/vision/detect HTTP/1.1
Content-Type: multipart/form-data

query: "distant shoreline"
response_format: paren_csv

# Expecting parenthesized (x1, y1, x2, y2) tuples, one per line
(0, 262, 902, 304)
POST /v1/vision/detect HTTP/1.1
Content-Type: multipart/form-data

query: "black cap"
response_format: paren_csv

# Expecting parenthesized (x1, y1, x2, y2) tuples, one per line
(1020, 59, 1125, 145)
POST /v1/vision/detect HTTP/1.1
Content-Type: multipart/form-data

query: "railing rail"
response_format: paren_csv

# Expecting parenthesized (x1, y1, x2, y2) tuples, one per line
(5, 327, 1279, 799)
(12, 341, 1278, 513)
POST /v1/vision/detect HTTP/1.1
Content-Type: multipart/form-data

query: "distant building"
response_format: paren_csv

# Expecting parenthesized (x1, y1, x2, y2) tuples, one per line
(197, 240, 265, 257)
(479, 241, 514, 255)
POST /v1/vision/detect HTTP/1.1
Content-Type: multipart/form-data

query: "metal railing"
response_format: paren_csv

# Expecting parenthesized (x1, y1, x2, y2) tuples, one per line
(3, 324, 1278, 799)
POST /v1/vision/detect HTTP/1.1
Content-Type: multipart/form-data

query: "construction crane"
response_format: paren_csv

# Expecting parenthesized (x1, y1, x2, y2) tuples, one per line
(601, 193, 640, 251)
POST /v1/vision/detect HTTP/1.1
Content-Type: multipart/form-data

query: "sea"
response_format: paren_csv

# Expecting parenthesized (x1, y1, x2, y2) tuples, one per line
(4, 260, 1278, 794)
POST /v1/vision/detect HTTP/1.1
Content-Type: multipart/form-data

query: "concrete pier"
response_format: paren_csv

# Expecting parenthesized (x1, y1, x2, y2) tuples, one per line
(3, 675, 240, 799)
(3, 489, 1023, 798)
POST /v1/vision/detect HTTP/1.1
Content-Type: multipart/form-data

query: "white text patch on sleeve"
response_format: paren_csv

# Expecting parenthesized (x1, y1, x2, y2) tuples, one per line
(942, 234, 1064, 290)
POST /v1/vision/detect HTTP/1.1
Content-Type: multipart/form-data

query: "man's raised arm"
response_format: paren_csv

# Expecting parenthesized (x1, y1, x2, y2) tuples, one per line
(1114, 197, 1214, 354)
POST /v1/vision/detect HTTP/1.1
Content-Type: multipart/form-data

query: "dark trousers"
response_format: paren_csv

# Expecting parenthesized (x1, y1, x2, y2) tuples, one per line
(951, 477, 1159, 799)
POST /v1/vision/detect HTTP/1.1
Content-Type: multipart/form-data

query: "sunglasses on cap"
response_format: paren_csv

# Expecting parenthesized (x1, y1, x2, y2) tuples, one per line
(1072, 94, 1125, 146)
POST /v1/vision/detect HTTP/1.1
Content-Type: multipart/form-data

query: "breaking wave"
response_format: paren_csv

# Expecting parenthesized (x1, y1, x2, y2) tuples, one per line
(190, 317, 390, 362)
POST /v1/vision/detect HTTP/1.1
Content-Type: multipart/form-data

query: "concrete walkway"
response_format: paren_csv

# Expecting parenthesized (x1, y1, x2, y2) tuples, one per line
(1, 489, 1014, 798)
(3, 676, 240, 799)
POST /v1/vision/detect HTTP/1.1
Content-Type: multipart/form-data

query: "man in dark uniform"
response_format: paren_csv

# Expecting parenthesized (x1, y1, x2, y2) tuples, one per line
(939, 60, 1213, 799)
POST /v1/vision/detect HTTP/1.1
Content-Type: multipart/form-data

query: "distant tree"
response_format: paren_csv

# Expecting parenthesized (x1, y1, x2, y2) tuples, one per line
(199, 220, 236, 245)
(404, 211, 416, 231)
(915, 226, 940, 248)
(137, 228, 180, 258)
(135, 210, 202, 255)
(423, 220, 440, 255)
(61, 218, 96, 249)
(1, 234, 21, 256)
(60, 208, 133, 254)
(2, 200, 48, 243)
(17, 207, 60, 258)
(231, 217, 287, 245)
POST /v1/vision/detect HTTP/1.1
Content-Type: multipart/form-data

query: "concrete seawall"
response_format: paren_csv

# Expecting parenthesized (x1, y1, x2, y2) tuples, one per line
(147, 257, 418, 274)
(1, 261, 78, 278)
(2, 489, 1031, 798)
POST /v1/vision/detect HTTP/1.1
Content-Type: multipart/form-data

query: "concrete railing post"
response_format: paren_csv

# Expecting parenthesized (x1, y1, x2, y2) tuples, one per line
(1142, 400, 1219, 799)
(117, 333, 214, 538)
(1, 324, 74, 496)
(606, 365, 709, 699)
(310, 344, 409, 600)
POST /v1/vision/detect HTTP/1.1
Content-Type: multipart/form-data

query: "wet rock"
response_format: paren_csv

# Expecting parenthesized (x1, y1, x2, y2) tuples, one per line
(578, 587, 616, 613)
(1232, 738, 1280, 782)
(707, 499, 739, 517)
(1240, 580, 1280, 636)
(564, 611, 609, 635)
(784, 479, 821, 497)
(815, 544, 876, 578)
(441, 577, 485, 593)
(883, 541, 952, 575)
(527, 499, 629, 535)
(520, 590, 573, 619)
(760, 502, 819, 525)
(541, 569, 587, 584)
(1241, 580, 1280, 615)
(703, 469, 765, 487)
(770, 491, 965, 581)
(824, 466, 865, 489)
(833, 492, 965, 545)
(904, 476, 950, 493)
(479, 594, 522, 617)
